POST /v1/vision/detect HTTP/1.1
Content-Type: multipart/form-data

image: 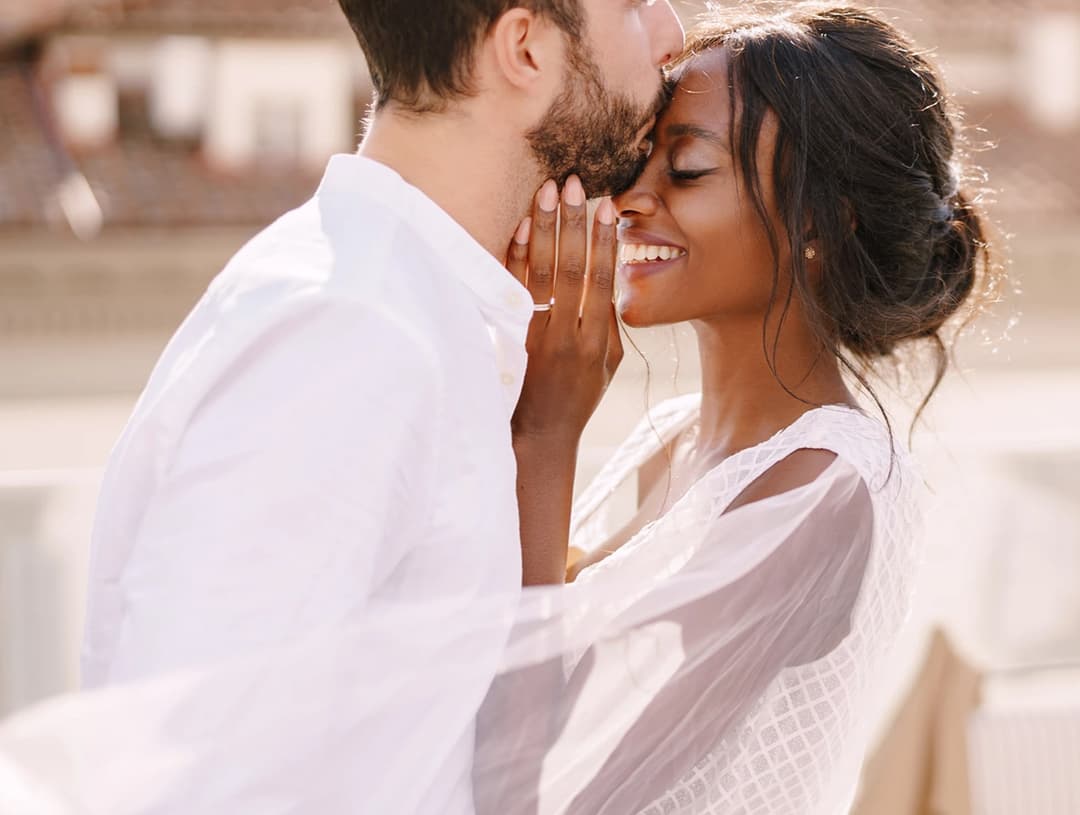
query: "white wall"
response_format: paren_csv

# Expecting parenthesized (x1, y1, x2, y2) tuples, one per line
(52, 72, 117, 149)
(1019, 13, 1080, 130)
(149, 35, 214, 140)
(0, 473, 96, 718)
(204, 39, 357, 172)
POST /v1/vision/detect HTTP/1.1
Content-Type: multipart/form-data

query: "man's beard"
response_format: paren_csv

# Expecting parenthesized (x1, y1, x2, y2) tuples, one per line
(527, 42, 662, 197)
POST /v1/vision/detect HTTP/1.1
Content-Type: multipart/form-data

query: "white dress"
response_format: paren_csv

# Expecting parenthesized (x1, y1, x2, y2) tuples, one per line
(474, 395, 925, 815)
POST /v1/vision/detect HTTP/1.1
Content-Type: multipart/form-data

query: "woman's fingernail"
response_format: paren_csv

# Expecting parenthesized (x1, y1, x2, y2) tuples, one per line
(514, 217, 532, 245)
(597, 198, 615, 225)
(538, 180, 558, 212)
(564, 175, 585, 207)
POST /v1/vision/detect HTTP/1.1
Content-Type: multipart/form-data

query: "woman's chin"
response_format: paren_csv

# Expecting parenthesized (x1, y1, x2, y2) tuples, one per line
(615, 296, 658, 328)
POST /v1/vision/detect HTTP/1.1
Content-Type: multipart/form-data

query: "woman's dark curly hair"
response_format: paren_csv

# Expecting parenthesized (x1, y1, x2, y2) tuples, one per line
(670, 2, 1000, 438)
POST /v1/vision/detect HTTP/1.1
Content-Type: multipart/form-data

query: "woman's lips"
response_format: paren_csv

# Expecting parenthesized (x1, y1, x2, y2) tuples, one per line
(617, 253, 686, 286)
(616, 246, 687, 287)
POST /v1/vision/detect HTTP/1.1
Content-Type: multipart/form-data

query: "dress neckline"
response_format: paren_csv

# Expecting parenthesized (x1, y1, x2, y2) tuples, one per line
(571, 397, 868, 561)
(642, 396, 865, 471)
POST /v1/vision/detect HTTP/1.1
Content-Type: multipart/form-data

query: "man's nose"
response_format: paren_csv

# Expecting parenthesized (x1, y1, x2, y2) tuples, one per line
(648, 1, 685, 67)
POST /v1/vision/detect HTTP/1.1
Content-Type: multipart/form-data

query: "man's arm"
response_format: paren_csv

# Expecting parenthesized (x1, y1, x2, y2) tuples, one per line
(105, 298, 441, 682)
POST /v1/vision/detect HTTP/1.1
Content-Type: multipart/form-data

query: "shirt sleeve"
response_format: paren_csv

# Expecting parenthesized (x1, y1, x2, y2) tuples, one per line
(106, 296, 442, 683)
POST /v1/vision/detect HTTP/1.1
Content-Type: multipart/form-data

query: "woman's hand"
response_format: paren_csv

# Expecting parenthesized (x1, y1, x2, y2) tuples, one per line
(507, 176, 623, 447)
(505, 175, 623, 585)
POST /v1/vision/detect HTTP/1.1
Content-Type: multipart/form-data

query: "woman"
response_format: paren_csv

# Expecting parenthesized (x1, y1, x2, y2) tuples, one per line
(483, 3, 995, 813)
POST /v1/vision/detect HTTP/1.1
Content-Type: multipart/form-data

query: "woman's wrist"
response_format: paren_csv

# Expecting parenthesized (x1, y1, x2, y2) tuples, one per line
(512, 427, 581, 463)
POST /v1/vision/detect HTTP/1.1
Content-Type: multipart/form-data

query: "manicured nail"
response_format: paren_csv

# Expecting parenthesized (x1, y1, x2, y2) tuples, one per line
(538, 180, 558, 212)
(564, 175, 585, 207)
(597, 198, 615, 225)
(514, 217, 531, 245)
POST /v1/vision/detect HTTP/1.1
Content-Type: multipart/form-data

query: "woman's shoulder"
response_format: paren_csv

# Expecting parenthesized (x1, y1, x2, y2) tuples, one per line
(724, 447, 844, 513)
(705, 404, 921, 528)
(781, 405, 917, 494)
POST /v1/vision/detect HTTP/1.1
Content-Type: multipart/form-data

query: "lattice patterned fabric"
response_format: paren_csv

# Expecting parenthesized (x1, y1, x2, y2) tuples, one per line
(568, 395, 925, 815)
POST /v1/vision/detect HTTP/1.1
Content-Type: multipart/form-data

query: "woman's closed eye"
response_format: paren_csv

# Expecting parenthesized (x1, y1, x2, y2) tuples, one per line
(667, 166, 717, 183)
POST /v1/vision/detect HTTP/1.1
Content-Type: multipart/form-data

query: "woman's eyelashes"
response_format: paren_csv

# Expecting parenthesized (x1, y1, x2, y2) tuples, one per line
(664, 147, 721, 184)
(667, 167, 717, 183)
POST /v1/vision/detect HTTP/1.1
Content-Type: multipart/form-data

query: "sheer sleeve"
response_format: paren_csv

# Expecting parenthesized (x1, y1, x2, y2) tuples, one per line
(473, 458, 874, 814)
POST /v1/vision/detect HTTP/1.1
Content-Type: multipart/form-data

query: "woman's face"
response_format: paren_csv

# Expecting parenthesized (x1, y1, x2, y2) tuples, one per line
(612, 48, 792, 329)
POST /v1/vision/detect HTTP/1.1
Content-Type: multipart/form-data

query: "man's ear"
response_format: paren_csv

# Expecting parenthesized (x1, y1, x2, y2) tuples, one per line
(489, 7, 557, 91)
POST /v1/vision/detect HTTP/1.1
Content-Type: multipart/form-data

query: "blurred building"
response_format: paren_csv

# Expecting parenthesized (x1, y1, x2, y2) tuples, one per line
(0, 0, 367, 398)
(1, 0, 1078, 399)
(896, 0, 1080, 366)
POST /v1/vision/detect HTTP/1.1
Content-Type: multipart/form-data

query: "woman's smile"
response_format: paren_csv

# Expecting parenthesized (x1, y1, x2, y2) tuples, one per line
(616, 230, 688, 286)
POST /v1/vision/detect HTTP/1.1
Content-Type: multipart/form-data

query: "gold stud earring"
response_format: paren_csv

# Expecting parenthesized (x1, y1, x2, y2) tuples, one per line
(804, 246, 817, 260)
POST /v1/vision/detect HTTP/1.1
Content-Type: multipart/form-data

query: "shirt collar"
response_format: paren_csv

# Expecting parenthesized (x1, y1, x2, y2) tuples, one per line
(316, 154, 534, 329)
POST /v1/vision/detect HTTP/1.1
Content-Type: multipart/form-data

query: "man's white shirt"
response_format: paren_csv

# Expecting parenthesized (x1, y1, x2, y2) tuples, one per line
(80, 154, 534, 811)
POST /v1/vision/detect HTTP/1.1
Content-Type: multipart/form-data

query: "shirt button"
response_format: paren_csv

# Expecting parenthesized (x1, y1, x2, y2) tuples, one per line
(504, 291, 521, 308)
(500, 372, 515, 386)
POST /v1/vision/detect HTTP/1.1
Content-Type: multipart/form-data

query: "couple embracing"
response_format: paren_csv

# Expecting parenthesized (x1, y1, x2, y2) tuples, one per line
(39, 1, 995, 813)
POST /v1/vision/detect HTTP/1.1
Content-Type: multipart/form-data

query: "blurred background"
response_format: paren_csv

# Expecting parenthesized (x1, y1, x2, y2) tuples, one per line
(0, 0, 1077, 811)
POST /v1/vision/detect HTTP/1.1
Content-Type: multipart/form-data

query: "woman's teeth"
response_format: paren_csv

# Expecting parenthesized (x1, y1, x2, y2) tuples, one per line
(618, 244, 687, 264)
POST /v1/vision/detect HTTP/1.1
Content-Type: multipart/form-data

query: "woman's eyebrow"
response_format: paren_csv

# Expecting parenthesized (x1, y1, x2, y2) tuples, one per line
(664, 123, 729, 148)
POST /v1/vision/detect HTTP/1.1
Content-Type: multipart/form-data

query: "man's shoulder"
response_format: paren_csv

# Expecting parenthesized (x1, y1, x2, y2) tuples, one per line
(144, 197, 454, 396)
(216, 195, 469, 315)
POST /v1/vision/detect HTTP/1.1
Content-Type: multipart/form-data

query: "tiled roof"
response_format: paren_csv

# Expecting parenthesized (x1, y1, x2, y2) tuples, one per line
(2, 82, 1076, 235)
(0, 65, 327, 231)
(76, 141, 325, 228)
(1, 0, 1078, 233)
(61, 0, 350, 39)
(0, 65, 69, 227)
(0, 0, 117, 49)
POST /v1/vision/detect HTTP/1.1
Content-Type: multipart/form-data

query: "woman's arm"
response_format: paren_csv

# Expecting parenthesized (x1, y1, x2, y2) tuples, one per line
(506, 178, 621, 585)
(513, 434, 580, 585)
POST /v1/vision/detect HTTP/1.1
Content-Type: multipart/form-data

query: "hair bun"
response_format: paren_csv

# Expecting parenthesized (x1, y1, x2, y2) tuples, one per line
(913, 190, 982, 339)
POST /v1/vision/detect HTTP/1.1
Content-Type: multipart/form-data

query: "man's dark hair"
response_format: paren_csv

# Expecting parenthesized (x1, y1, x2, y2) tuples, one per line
(337, 0, 584, 113)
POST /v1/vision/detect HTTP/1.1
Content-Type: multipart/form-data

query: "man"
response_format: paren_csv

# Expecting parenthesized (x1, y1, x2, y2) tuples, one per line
(77, 0, 683, 810)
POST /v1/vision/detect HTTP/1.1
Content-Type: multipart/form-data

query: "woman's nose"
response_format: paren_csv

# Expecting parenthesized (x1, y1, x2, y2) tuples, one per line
(614, 184, 661, 219)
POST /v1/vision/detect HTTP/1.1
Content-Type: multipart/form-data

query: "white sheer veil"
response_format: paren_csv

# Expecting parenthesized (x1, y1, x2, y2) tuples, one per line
(0, 403, 922, 815)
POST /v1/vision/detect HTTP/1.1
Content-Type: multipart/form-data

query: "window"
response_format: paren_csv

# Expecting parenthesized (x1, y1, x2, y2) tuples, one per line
(252, 97, 305, 165)
(204, 40, 354, 172)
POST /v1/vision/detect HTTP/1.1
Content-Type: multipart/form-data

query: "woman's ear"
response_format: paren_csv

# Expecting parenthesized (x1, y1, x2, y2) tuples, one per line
(802, 197, 857, 240)
(800, 210, 819, 272)
(839, 197, 858, 235)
